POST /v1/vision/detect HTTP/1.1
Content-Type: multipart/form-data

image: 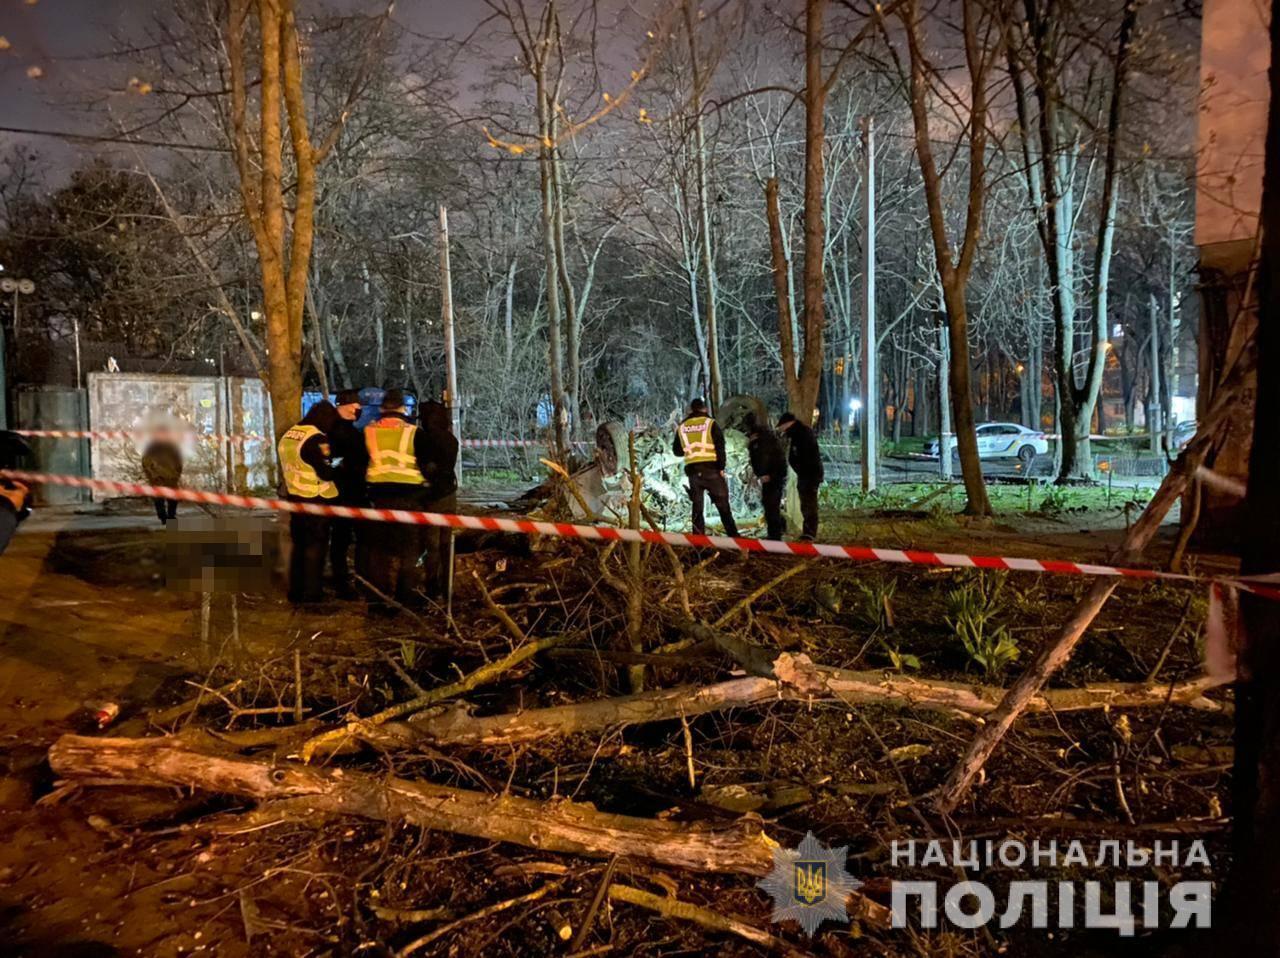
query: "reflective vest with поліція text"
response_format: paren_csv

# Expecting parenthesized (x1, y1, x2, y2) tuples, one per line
(365, 419, 426, 486)
(278, 424, 338, 500)
(678, 416, 717, 465)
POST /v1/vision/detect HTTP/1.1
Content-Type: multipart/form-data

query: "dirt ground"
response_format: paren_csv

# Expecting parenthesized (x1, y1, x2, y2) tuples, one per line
(0, 495, 1235, 957)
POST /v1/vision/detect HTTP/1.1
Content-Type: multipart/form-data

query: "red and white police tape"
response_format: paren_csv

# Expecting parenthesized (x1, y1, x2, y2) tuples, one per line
(5, 467, 1278, 601)
(12, 429, 575, 450)
(13, 428, 267, 445)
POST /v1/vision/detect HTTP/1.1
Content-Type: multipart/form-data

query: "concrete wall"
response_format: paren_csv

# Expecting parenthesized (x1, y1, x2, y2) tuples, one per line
(86, 373, 274, 498)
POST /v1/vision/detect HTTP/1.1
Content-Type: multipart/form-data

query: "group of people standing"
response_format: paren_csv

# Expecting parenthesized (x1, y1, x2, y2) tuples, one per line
(278, 388, 458, 610)
(673, 399, 824, 542)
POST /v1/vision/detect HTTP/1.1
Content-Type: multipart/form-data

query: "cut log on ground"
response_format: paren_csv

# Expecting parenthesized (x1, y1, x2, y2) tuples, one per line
(48, 734, 890, 926)
(358, 657, 1224, 750)
(51, 734, 775, 873)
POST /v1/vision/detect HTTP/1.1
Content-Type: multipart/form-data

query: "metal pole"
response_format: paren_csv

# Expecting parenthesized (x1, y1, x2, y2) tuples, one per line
(439, 205, 461, 485)
(439, 205, 460, 616)
(1148, 294, 1161, 454)
(939, 324, 953, 480)
(73, 317, 82, 389)
(860, 116, 877, 492)
(0, 308, 7, 430)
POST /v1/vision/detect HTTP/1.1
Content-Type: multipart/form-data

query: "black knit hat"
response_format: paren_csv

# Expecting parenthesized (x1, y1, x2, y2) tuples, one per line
(380, 388, 407, 411)
(689, 397, 708, 413)
(336, 388, 361, 406)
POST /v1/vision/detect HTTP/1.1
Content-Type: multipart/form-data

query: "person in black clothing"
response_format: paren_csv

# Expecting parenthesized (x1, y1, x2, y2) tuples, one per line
(671, 398, 739, 537)
(417, 400, 460, 598)
(745, 414, 787, 540)
(0, 479, 31, 556)
(279, 400, 341, 603)
(364, 389, 435, 609)
(328, 388, 368, 597)
(777, 411, 824, 540)
(0, 431, 32, 556)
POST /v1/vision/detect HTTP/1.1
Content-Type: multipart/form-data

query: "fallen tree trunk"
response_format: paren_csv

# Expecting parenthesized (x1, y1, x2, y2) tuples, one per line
(363, 659, 1223, 750)
(48, 733, 891, 925)
(50, 734, 774, 874)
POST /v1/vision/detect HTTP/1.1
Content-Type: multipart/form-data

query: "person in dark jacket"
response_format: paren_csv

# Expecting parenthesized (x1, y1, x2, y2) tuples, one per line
(417, 400, 460, 597)
(0, 479, 31, 556)
(141, 436, 183, 524)
(777, 411, 824, 540)
(364, 389, 434, 610)
(278, 400, 341, 603)
(0, 431, 32, 555)
(672, 398, 738, 537)
(328, 388, 368, 597)
(745, 414, 787, 540)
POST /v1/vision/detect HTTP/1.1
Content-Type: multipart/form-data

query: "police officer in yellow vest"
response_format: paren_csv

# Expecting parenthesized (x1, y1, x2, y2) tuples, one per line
(278, 399, 341, 603)
(671, 398, 739, 537)
(364, 388, 434, 610)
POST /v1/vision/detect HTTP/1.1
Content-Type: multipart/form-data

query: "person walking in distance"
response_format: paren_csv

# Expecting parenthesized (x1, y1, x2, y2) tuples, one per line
(417, 400, 459, 598)
(277, 400, 341, 603)
(672, 398, 739, 537)
(745, 413, 787, 540)
(141, 435, 183, 525)
(777, 411, 824, 540)
(364, 389, 432, 611)
(328, 388, 368, 597)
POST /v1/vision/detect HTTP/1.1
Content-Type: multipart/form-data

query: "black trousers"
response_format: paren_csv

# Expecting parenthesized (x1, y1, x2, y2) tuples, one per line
(153, 497, 178, 523)
(760, 479, 786, 540)
(289, 511, 331, 603)
(797, 481, 820, 539)
(366, 489, 427, 608)
(329, 517, 357, 590)
(686, 467, 738, 537)
(421, 491, 456, 598)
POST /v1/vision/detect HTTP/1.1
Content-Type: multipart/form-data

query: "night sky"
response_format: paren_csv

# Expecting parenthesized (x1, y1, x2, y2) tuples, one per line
(0, 0, 491, 165)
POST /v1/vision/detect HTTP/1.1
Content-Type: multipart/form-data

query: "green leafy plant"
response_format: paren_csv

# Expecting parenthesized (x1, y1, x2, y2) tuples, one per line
(946, 572, 1019, 677)
(399, 639, 418, 671)
(856, 576, 897, 631)
(880, 639, 921, 672)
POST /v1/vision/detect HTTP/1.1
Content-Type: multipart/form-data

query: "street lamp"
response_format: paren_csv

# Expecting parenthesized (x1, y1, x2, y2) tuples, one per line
(0, 276, 35, 430)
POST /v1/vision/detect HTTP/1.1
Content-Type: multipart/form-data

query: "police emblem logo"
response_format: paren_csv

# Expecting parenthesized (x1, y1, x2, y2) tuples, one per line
(758, 832, 860, 936)
(793, 861, 827, 906)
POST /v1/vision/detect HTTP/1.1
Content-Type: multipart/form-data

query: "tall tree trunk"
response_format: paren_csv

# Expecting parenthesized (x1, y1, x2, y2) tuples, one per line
(504, 254, 517, 378)
(1022, 0, 1137, 479)
(683, 0, 723, 411)
(796, 0, 829, 423)
(896, 0, 994, 514)
(766, 178, 802, 412)
(550, 143, 580, 437)
(533, 40, 567, 458)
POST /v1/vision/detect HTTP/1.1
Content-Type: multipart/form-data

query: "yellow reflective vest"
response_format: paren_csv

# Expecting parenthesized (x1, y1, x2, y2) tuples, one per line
(365, 418, 426, 486)
(677, 416, 717, 464)
(278, 424, 338, 500)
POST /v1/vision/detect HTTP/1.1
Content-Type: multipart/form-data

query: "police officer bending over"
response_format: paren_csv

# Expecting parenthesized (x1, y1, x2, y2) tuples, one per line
(672, 398, 738, 537)
(278, 400, 341, 603)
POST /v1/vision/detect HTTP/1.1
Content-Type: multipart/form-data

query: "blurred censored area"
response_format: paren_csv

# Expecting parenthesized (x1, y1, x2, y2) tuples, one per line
(162, 516, 278, 594)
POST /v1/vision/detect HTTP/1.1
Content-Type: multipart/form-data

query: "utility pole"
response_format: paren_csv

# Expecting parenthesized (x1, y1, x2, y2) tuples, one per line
(860, 116, 877, 492)
(0, 277, 35, 430)
(438, 205, 461, 485)
(938, 323, 953, 480)
(1148, 294, 1162, 454)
